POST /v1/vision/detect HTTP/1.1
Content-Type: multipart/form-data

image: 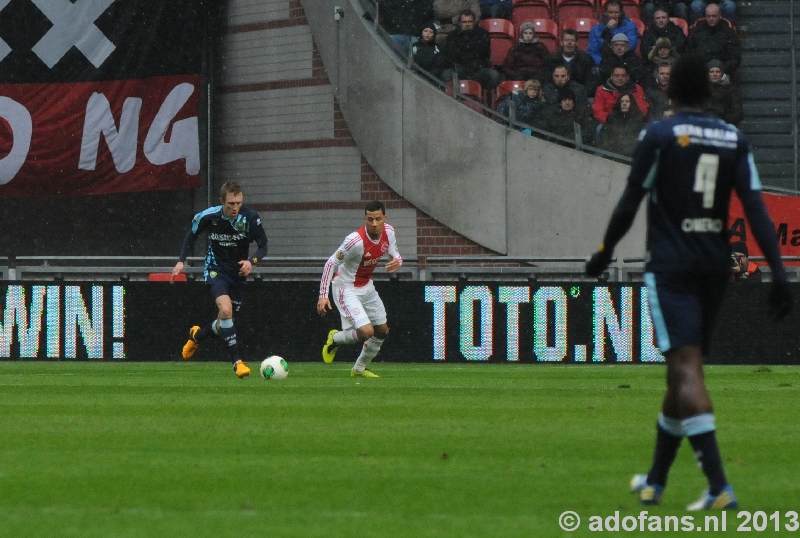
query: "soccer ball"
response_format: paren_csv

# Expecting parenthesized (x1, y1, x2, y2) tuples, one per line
(260, 355, 289, 380)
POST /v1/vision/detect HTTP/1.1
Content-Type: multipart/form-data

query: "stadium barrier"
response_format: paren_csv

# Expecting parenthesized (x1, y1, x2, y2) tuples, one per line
(0, 281, 797, 364)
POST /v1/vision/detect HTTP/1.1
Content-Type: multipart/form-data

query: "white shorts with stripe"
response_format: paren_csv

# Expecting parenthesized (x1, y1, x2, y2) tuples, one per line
(331, 277, 387, 330)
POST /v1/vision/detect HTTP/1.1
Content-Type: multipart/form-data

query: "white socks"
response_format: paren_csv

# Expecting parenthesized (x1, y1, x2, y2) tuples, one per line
(354, 337, 384, 373)
(333, 329, 359, 345)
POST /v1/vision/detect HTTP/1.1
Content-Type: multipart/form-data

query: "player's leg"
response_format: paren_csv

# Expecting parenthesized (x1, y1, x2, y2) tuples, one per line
(207, 275, 249, 377)
(322, 281, 363, 363)
(672, 344, 734, 509)
(182, 324, 203, 359)
(684, 274, 735, 509)
(213, 293, 246, 377)
(192, 274, 233, 343)
(352, 284, 388, 376)
(353, 323, 387, 372)
(183, 279, 223, 359)
(634, 272, 701, 503)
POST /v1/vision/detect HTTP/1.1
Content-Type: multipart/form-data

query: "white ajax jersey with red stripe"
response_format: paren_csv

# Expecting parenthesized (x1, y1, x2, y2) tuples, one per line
(319, 224, 402, 299)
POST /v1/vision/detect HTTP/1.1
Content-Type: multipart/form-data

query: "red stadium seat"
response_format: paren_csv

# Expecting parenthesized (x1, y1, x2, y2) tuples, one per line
(481, 17, 517, 38)
(446, 80, 488, 115)
(480, 18, 516, 68)
(560, 17, 597, 51)
(149, 272, 184, 282)
(629, 17, 645, 37)
(446, 79, 486, 102)
(554, 0, 595, 23)
(511, 0, 552, 28)
(670, 17, 689, 37)
(494, 80, 524, 108)
(527, 18, 559, 53)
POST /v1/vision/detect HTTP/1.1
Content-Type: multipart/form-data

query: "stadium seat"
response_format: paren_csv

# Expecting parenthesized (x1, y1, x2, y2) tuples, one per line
(511, 0, 552, 28)
(629, 17, 645, 38)
(149, 272, 184, 282)
(527, 18, 559, 53)
(670, 17, 689, 37)
(553, 0, 595, 23)
(446, 79, 486, 102)
(446, 80, 488, 115)
(494, 80, 524, 108)
(560, 17, 597, 51)
(480, 18, 516, 68)
(628, 17, 645, 56)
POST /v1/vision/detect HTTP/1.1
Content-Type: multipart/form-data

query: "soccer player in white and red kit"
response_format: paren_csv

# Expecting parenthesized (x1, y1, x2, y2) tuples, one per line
(317, 201, 402, 377)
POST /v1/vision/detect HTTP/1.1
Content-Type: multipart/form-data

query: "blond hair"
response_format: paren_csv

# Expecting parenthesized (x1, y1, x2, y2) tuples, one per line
(523, 79, 541, 93)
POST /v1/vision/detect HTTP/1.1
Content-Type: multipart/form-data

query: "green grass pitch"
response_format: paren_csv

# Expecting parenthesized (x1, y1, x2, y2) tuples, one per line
(1, 362, 799, 537)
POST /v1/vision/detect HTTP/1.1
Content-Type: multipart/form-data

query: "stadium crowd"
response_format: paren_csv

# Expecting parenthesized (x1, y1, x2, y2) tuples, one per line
(380, 0, 742, 156)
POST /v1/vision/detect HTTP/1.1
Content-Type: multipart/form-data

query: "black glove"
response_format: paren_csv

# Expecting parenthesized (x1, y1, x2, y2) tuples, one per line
(768, 280, 793, 322)
(585, 249, 613, 277)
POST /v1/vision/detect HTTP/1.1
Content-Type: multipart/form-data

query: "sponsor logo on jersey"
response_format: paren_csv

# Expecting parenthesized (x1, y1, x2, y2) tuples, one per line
(363, 258, 380, 267)
(681, 218, 724, 233)
(673, 124, 738, 149)
(210, 232, 245, 242)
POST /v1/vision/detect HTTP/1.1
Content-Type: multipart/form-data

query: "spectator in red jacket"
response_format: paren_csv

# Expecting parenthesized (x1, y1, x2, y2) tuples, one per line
(592, 65, 649, 124)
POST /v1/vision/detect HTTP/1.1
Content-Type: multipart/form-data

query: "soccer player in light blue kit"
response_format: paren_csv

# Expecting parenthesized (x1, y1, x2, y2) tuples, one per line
(586, 54, 793, 510)
(171, 180, 268, 378)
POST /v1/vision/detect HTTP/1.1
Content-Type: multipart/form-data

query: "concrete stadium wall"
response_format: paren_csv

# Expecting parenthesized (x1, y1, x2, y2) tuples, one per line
(300, 0, 647, 259)
(214, 0, 494, 260)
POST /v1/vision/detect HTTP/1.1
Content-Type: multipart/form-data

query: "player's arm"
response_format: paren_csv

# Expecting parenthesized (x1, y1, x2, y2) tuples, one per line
(171, 229, 197, 283)
(317, 235, 358, 316)
(172, 212, 208, 283)
(385, 226, 403, 273)
(734, 146, 793, 320)
(317, 256, 337, 316)
(734, 150, 786, 281)
(239, 213, 269, 276)
(587, 131, 653, 275)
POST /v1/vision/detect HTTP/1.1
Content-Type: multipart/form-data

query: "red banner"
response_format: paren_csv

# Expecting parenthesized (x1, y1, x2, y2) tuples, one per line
(0, 75, 200, 197)
(729, 192, 800, 264)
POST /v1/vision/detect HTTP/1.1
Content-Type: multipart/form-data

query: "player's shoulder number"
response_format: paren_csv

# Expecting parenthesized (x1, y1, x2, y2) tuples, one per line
(693, 153, 720, 209)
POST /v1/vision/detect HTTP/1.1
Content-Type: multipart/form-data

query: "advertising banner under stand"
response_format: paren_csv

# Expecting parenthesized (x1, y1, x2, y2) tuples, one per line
(0, 282, 796, 364)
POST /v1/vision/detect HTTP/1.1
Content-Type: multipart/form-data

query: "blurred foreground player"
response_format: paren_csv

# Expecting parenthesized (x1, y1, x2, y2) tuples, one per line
(171, 181, 268, 378)
(317, 201, 402, 377)
(585, 54, 793, 510)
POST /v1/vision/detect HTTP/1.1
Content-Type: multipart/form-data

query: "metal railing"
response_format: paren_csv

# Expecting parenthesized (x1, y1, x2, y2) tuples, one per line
(1, 255, 618, 282)
(6, 254, 800, 283)
(3, 256, 418, 282)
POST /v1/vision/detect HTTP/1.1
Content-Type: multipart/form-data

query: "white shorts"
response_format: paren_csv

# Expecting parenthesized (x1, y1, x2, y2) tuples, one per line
(331, 277, 387, 330)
